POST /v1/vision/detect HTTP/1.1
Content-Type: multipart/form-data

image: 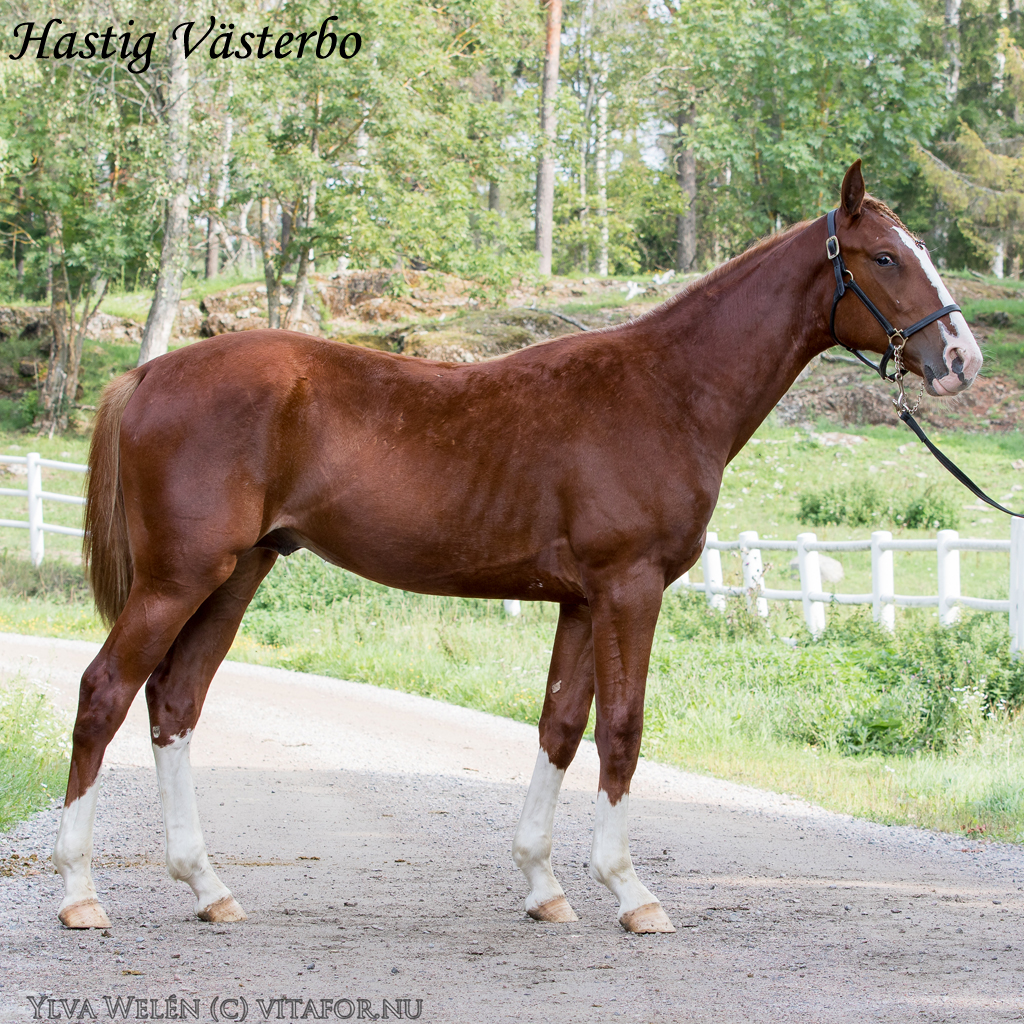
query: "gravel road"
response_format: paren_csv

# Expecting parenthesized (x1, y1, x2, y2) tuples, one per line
(2, 632, 1024, 1022)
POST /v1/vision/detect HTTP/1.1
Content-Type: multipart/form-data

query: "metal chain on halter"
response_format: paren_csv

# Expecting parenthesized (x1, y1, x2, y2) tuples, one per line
(825, 206, 1024, 518)
(888, 330, 924, 416)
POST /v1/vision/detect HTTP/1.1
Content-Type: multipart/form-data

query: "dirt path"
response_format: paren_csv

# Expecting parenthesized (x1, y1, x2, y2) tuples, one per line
(2, 632, 1023, 1022)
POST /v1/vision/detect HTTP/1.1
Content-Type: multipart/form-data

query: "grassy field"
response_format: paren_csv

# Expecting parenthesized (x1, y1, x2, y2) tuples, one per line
(4, 413, 1024, 840)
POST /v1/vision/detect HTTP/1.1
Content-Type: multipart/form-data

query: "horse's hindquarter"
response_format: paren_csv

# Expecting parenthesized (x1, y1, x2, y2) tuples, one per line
(121, 331, 719, 600)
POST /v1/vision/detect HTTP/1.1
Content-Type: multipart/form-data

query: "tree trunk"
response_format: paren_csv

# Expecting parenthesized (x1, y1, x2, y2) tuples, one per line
(205, 81, 234, 280)
(580, 75, 597, 274)
(14, 188, 25, 286)
(945, 0, 962, 102)
(535, 0, 562, 275)
(596, 91, 609, 277)
(285, 89, 322, 331)
(261, 197, 281, 329)
(674, 104, 697, 273)
(38, 211, 71, 434)
(63, 277, 107, 432)
(993, 237, 1006, 278)
(238, 199, 255, 271)
(138, 21, 191, 365)
(205, 215, 219, 279)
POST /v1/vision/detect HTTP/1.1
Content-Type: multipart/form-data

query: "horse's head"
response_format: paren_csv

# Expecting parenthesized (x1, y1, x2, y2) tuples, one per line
(830, 160, 982, 397)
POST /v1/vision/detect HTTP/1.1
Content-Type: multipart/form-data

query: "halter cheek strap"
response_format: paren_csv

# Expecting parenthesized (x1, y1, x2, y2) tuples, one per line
(825, 208, 1024, 519)
(826, 208, 961, 381)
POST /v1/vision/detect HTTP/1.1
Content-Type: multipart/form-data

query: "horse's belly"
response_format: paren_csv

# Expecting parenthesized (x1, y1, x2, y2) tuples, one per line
(287, 512, 584, 602)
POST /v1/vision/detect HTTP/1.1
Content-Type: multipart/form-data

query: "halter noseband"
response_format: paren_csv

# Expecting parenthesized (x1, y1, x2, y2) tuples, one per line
(824, 208, 1024, 519)
(826, 207, 961, 386)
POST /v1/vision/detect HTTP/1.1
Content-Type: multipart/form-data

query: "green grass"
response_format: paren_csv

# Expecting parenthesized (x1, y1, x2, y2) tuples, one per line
(0, 683, 71, 831)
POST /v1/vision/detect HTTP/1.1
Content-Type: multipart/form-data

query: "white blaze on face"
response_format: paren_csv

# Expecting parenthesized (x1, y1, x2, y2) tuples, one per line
(152, 730, 232, 913)
(893, 226, 983, 392)
(512, 748, 568, 912)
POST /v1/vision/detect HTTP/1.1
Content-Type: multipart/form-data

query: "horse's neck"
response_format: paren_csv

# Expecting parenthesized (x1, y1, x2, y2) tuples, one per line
(661, 222, 833, 457)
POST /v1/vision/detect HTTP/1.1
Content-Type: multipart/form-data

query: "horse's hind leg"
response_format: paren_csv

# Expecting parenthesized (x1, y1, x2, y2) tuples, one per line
(513, 602, 594, 923)
(145, 548, 277, 923)
(54, 582, 229, 929)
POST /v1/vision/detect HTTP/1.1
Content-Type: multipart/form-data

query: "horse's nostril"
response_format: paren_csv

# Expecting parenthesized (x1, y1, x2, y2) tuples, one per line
(951, 356, 964, 375)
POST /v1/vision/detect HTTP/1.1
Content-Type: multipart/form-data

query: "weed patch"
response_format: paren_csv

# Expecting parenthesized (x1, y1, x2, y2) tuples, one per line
(797, 481, 960, 529)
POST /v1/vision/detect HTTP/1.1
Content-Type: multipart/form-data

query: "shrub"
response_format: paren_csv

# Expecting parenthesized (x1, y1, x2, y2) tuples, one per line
(797, 482, 958, 529)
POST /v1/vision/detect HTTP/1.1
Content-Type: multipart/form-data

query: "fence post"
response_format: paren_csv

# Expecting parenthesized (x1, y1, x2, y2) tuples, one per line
(796, 532, 825, 635)
(27, 451, 44, 567)
(503, 600, 521, 617)
(702, 532, 725, 611)
(936, 529, 960, 626)
(738, 530, 767, 618)
(1011, 518, 1024, 657)
(871, 530, 895, 632)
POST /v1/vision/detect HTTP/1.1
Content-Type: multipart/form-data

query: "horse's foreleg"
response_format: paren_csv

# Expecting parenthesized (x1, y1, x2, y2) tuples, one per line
(54, 587, 216, 929)
(146, 549, 277, 923)
(588, 572, 674, 934)
(513, 602, 594, 923)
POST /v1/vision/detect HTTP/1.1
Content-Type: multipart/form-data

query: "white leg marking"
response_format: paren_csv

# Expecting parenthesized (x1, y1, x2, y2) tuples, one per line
(512, 749, 568, 913)
(53, 778, 102, 911)
(153, 732, 232, 913)
(590, 791, 658, 916)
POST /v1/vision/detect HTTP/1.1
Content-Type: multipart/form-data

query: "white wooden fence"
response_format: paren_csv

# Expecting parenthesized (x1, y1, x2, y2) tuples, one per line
(673, 521, 1024, 652)
(0, 452, 88, 566)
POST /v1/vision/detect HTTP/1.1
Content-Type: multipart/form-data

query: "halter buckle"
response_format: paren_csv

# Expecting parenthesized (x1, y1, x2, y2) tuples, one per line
(825, 235, 840, 261)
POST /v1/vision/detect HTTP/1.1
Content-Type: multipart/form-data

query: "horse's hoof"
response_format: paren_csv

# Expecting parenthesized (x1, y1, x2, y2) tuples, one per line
(527, 895, 578, 923)
(197, 896, 247, 923)
(58, 899, 112, 929)
(619, 902, 675, 934)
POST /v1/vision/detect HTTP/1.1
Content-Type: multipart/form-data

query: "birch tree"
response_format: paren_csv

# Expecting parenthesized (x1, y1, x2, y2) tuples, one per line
(138, 12, 191, 365)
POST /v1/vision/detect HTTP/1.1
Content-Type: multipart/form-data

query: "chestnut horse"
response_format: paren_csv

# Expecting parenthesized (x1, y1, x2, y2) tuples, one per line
(54, 162, 980, 933)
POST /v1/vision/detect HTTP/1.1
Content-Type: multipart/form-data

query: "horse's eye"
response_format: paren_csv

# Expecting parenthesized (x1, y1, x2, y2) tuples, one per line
(875, 254, 896, 267)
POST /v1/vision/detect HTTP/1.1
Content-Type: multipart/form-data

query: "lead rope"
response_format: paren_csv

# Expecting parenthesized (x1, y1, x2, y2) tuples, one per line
(824, 208, 1023, 519)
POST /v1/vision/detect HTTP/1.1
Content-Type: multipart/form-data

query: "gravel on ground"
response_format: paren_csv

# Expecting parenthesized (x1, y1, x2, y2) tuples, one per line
(2, 633, 1023, 1022)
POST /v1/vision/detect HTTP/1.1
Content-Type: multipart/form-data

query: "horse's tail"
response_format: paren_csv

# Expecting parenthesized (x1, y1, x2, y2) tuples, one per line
(83, 370, 144, 627)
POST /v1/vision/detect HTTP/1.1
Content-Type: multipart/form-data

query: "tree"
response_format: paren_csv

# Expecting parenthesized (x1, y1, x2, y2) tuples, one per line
(138, 8, 191, 365)
(535, 0, 562, 274)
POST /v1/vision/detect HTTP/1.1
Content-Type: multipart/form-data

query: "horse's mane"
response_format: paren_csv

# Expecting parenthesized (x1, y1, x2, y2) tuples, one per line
(622, 195, 911, 330)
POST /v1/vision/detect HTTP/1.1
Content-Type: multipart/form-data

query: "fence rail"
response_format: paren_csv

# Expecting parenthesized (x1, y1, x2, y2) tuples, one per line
(672, 520, 1024, 652)
(0, 452, 88, 565)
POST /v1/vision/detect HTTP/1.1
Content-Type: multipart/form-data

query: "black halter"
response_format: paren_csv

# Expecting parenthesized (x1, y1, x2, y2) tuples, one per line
(825, 208, 1024, 519)
(826, 208, 961, 381)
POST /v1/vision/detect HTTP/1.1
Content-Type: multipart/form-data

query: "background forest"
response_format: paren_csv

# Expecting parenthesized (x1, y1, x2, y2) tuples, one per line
(1, 0, 1024, 370)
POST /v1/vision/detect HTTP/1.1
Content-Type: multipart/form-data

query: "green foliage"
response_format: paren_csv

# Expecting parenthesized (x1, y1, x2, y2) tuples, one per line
(0, 684, 70, 831)
(797, 482, 959, 530)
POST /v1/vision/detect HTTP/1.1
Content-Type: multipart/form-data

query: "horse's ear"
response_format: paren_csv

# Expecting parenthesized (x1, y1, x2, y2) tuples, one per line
(841, 160, 865, 218)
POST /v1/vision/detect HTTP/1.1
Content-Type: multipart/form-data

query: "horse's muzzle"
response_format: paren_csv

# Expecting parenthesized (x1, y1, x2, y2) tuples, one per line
(923, 346, 981, 397)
